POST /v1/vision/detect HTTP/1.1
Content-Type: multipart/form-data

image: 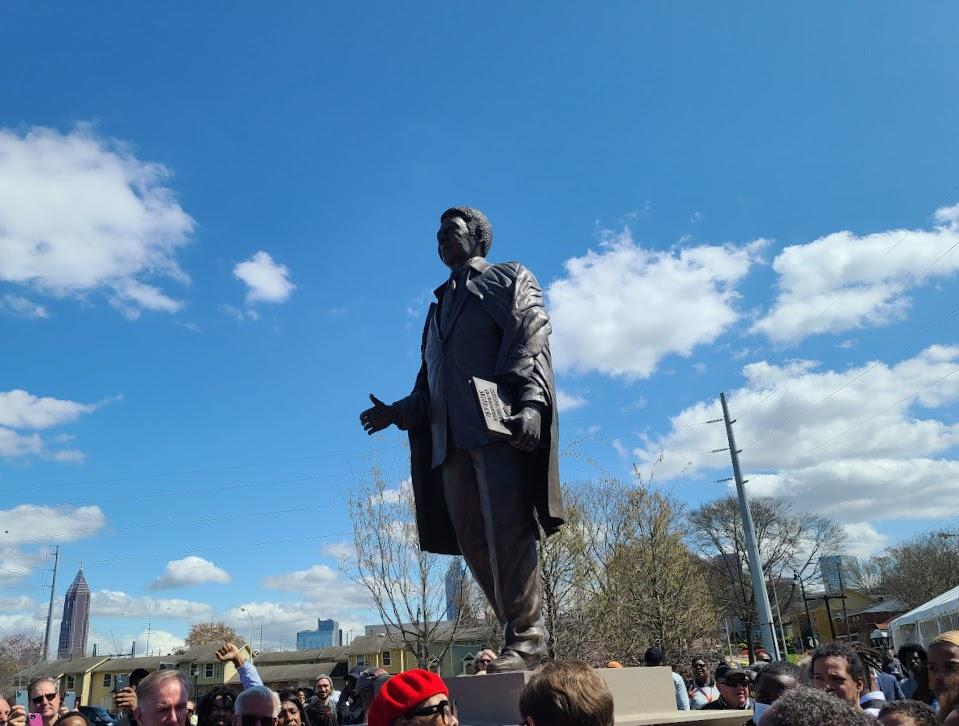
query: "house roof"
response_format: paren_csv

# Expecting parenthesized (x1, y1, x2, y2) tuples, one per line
(175, 643, 251, 663)
(15, 656, 109, 681)
(91, 656, 169, 673)
(346, 626, 489, 655)
(253, 647, 348, 665)
(852, 599, 909, 617)
(227, 663, 336, 685)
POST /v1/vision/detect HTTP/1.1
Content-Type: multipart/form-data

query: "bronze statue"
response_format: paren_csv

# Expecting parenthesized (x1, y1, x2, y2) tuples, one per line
(360, 207, 564, 672)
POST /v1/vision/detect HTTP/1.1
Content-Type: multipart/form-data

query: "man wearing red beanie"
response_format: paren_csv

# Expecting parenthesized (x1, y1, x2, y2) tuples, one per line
(366, 670, 457, 726)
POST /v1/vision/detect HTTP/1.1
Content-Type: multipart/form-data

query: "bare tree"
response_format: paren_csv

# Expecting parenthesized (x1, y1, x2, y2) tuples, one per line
(876, 531, 959, 608)
(689, 496, 844, 658)
(0, 632, 42, 691)
(347, 467, 465, 668)
(581, 475, 718, 664)
(184, 621, 241, 647)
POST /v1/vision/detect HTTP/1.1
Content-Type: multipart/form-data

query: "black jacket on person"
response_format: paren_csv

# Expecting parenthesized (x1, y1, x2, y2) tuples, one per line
(304, 696, 337, 726)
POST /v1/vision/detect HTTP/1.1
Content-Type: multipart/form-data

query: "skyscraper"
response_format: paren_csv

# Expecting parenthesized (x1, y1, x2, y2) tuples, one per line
(296, 618, 340, 649)
(445, 560, 466, 621)
(57, 568, 90, 658)
(820, 555, 862, 595)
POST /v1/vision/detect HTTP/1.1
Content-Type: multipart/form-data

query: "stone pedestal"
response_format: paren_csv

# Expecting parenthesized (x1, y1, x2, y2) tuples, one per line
(444, 667, 752, 726)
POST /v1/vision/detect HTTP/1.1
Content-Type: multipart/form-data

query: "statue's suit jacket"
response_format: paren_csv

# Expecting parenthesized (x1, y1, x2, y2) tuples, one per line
(393, 257, 565, 555)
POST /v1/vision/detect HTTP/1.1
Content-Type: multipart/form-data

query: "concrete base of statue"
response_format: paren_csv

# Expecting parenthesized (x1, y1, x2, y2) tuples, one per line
(444, 667, 752, 726)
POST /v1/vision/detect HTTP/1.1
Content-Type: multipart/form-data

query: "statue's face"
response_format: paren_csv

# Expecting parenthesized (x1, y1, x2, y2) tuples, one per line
(437, 215, 477, 268)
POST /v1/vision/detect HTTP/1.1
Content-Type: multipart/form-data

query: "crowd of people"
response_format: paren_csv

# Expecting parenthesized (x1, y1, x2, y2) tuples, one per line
(2, 631, 958, 726)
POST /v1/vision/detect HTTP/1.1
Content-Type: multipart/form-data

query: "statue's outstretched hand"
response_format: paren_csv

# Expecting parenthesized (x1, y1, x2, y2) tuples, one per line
(505, 405, 541, 452)
(360, 394, 396, 434)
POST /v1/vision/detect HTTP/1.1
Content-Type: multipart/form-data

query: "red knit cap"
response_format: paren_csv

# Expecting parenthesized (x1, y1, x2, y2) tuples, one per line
(366, 669, 449, 726)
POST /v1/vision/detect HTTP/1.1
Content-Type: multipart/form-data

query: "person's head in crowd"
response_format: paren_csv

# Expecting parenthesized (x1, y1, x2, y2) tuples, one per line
(473, 649, 496, 674)
(606, 661, 623, 669)
(276, 692, 303, 726)
(196, 687, 237, 726)
(233, 686, 279, 726)
(759, 686, 872, 726)
(28, 677, 61, 726)
(753, 661, 802, 723)
(131, 670, 151, 689)
(691, 657, 711, 686)
(876, 700, 938, 726)
(810, 641, 867, 708)
(519, 661, 613, 726)
(294, 691, 306, 706)
(366, 669, 456, 726)
(928, 631, 959, 715)
(134, 670, 190, 726)
(755, 649, 772, 663)
(0, 696, 11, 726)
(643, 647, 664, 667)
(715, 665, 751, 708)
(314, 676, 334, 704)
(898, 644, 927, 677)
(53, 715, 89, 726)
(355, 669, 382, 712)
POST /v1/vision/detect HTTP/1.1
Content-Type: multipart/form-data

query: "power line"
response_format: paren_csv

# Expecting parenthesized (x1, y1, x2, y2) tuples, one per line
(735, 195, 959, 421)
(776, 365, 959, 469)
(0, 445, 403, 496)
(739, 301, 959, 452)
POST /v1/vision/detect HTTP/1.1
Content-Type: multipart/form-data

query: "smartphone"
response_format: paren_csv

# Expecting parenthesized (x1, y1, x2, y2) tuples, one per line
(15, 691, 27, 709)
(29, 715, 43, 726)
(114, 674, 129, 692)
(64, 692, 77, 711)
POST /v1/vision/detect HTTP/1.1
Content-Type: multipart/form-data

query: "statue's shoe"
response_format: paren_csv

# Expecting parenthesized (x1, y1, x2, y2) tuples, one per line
(486, 649, 546, 673)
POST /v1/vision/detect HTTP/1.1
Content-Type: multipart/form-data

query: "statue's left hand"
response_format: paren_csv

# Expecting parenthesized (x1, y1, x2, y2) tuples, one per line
(504, 405, 541, 452)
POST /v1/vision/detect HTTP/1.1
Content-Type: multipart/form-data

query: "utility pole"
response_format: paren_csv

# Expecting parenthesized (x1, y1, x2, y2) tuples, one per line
(770, 576, 789, 654)
(720, 393, 779, 660)
(42, 546, 60, 661)
(794, 571, 817, 648)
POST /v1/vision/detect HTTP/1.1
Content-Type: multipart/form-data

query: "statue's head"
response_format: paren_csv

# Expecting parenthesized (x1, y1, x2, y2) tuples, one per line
(437, 207, 493, 268)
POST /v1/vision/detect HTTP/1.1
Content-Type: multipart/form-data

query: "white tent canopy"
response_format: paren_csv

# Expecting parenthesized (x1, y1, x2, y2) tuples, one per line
(890, 584, 959, 647)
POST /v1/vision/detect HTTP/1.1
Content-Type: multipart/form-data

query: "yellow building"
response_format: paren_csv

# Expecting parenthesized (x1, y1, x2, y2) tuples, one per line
(346, 626, 488, 678)
(12, 656, 108, 707)
(89, 656, 167, 709)
(806, 589, 878, 643)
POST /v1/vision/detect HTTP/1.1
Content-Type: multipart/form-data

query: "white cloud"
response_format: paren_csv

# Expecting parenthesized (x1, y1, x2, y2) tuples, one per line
(320, 541, 354, 561)
(547, 228, 763, 378)
(0, 389, 99, 429)
(0, 294, 49, 319)
(841, 523, 890, 558)
(1, 505, 106, 545)
(556, 389, 587, 412)
(0, 125, 193, 317)
(149, 556, 232, 590)
(637, 345, 959, 523)
(752, 203, 959, 343)
(91, 590, 213, 620)
(263, 564, 338, 591)
(233, 251, 295, 305)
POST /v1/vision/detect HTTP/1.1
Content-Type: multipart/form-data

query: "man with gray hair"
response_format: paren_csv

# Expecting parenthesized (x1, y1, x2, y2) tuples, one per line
(233, 687, 279, 726)
(134, 670, 190, 726)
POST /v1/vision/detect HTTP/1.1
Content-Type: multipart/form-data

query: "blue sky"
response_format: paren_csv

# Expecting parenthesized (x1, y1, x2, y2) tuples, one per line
(1, 2, 958, 654)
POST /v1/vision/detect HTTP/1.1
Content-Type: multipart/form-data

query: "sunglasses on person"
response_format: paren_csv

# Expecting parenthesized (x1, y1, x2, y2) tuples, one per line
(32, 693, 58, 706)
(404, 700, 457, 723)
(240, 716, 275, 726)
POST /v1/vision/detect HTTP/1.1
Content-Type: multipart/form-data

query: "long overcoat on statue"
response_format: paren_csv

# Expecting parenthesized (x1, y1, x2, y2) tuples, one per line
(396, 258, 565, 555)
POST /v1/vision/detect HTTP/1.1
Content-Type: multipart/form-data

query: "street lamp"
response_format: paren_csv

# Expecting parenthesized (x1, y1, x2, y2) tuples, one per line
(240, 608, 255, 650)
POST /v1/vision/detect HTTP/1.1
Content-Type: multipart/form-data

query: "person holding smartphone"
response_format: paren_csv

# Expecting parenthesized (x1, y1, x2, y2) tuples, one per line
(28, 677, 62, 726)
(0, 695, 28, 726)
